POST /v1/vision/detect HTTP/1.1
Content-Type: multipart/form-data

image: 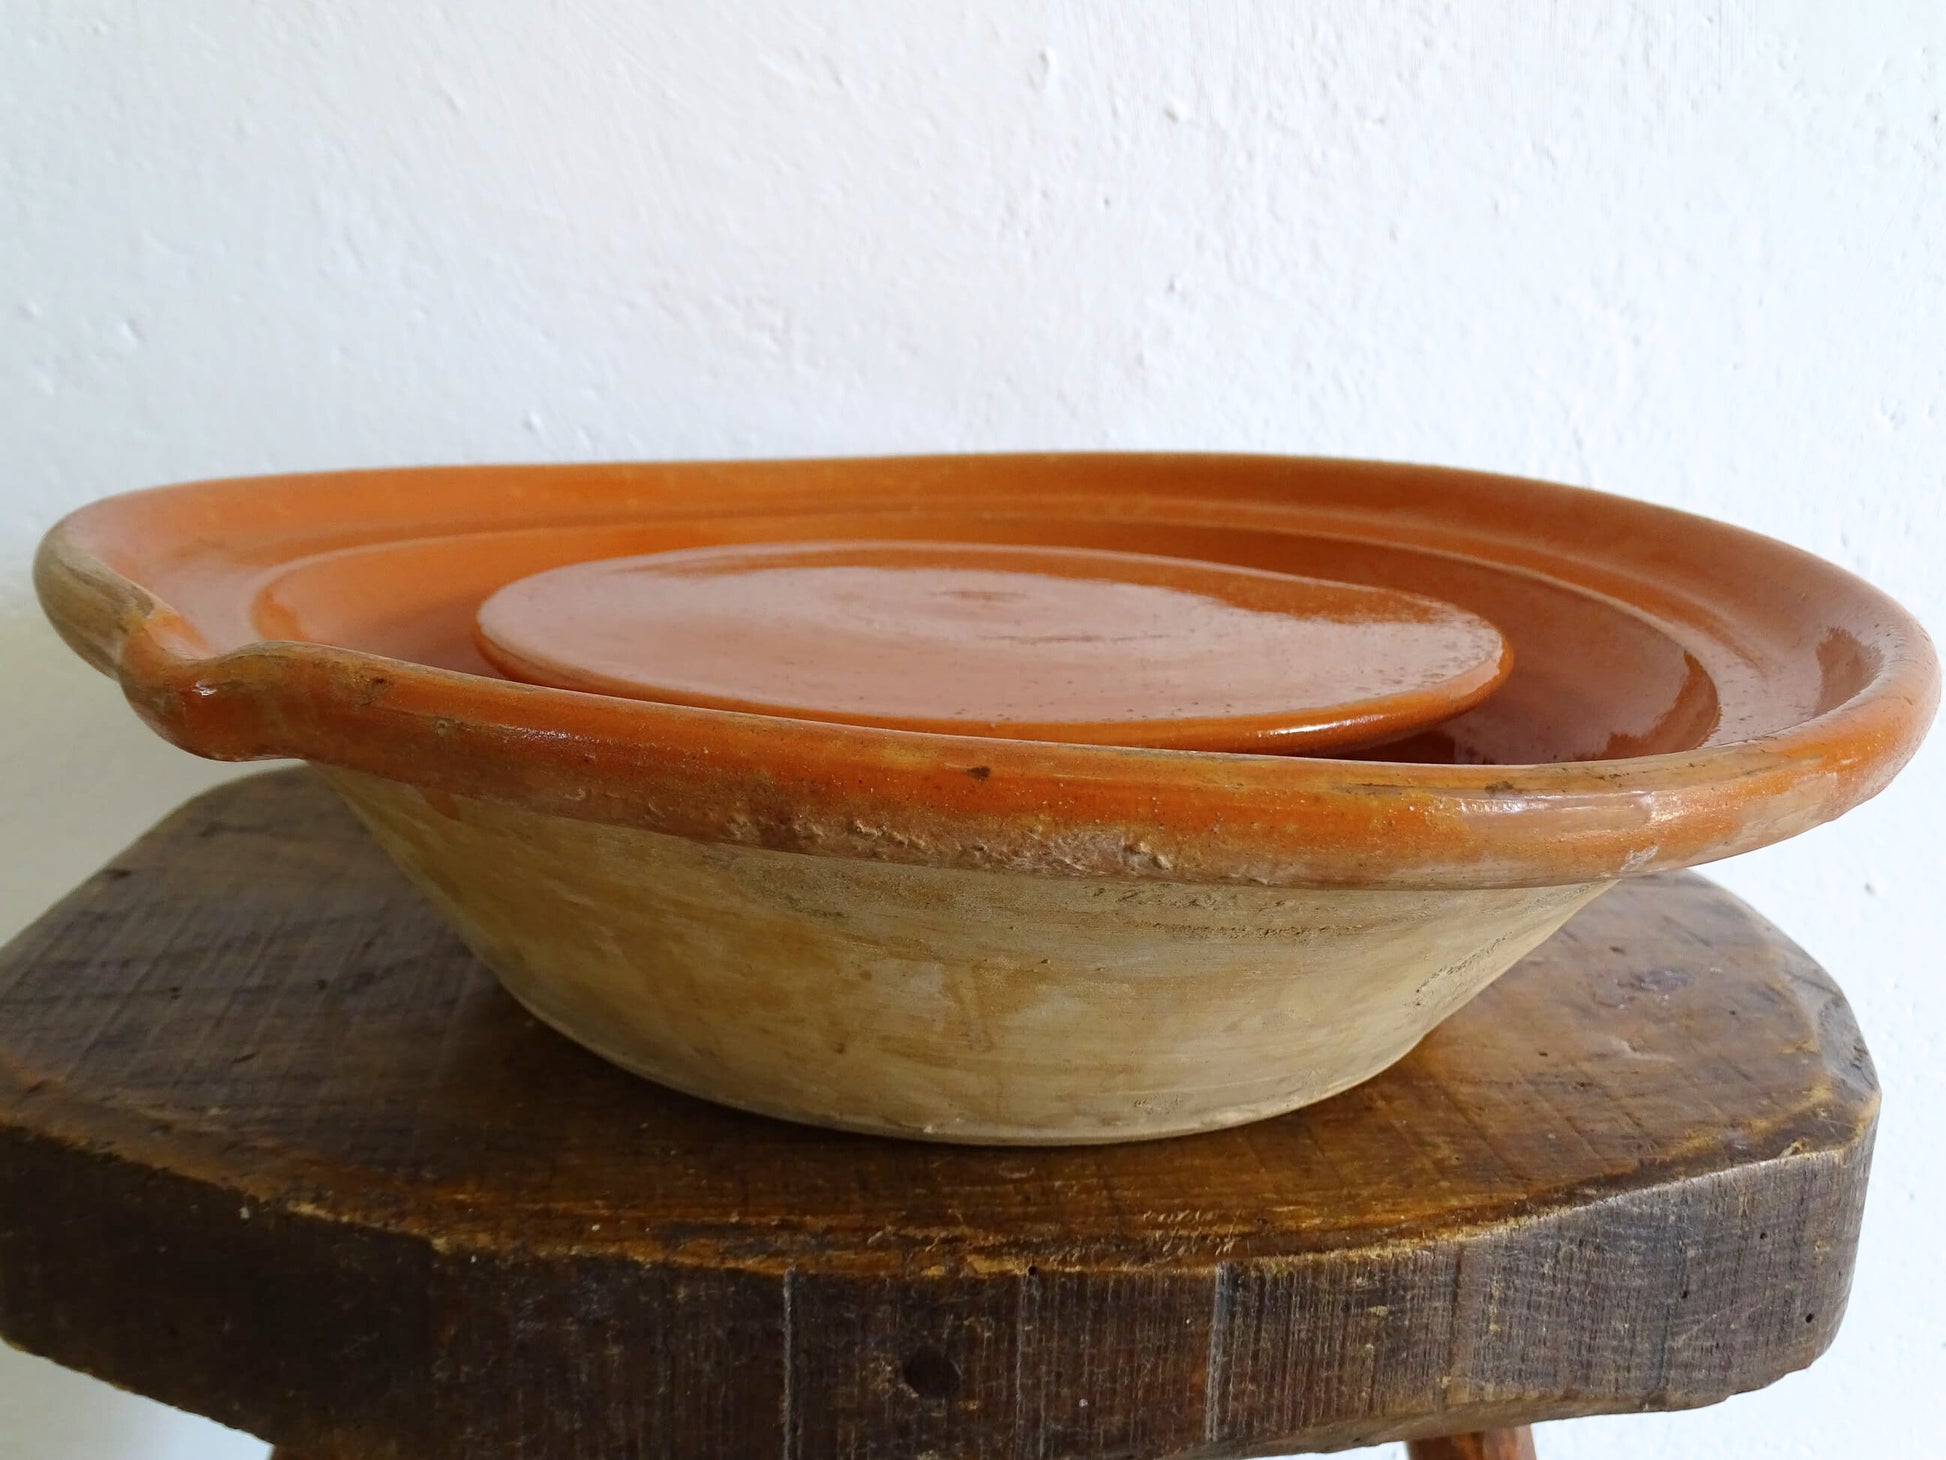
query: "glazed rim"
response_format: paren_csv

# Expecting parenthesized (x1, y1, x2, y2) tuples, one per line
(35, 454, 1938, 891)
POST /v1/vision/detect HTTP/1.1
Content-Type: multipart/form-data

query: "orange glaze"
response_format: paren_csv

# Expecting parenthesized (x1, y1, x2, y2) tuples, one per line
(33, 454, 1940, 890)
(472, 541, 1513, 753)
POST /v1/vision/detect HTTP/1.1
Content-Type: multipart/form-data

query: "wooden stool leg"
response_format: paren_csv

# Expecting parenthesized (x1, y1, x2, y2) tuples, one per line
(269, 1433, 1544, 1460)
(272, 1438, 1545, 1460)
(277, 1432, 1543, 1460)
(1407, 1427, 1539, 1460)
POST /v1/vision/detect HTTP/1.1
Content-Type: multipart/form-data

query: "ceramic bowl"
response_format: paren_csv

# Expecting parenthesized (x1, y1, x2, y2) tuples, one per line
(36, 455, 1937, 1143)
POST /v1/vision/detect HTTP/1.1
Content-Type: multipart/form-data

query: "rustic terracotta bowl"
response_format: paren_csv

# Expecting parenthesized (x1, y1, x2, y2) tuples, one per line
(36, 455, 1937, 1143)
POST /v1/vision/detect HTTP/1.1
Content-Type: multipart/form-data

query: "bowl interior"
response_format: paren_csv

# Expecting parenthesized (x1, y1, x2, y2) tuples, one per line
(251, 510, 1727, 764)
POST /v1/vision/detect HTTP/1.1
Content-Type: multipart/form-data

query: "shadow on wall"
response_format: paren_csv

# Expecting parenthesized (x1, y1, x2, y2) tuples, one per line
(0, 612, 267, 1457)
(0, 1346, 265, 1460)
(0, 610, 258, 940)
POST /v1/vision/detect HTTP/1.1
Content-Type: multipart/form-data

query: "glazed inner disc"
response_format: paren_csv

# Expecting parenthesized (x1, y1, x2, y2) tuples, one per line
(472, 540, 1512, 752)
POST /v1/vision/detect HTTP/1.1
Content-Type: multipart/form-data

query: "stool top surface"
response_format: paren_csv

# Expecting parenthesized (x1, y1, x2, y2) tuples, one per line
(0, 770, 1879, 1460)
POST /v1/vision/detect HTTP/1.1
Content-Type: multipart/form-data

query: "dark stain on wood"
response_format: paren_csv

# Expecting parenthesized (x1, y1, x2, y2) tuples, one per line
(0, 770, 1877, 1458)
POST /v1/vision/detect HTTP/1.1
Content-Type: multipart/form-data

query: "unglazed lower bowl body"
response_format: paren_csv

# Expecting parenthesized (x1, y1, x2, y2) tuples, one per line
(327, 767, 1607, 1143)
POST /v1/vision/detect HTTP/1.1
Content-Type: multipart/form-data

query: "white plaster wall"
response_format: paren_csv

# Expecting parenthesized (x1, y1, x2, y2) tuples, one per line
(2, 3, 1941, 1456)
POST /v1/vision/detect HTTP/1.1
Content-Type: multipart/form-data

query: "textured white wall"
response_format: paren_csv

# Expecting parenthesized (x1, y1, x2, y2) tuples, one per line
(3, 3, 1942, 1456)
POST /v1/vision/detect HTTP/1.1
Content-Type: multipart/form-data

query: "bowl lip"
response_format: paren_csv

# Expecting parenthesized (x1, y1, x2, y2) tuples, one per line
(34, 451, 1940, 891)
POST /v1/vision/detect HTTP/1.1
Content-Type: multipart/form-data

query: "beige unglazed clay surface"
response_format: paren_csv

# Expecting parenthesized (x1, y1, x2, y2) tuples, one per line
(325, 767, 1610, 1143)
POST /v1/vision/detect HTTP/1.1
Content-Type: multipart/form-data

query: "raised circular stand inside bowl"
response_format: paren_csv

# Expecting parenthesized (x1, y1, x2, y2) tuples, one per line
(473, 539, 1514, 753)
(34, 454, 1938, 1142)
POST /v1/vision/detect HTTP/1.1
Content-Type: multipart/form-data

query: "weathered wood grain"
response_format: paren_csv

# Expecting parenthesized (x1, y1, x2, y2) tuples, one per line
(0, 770, 1877, 1459)
(278, 1432, 1549, 1460)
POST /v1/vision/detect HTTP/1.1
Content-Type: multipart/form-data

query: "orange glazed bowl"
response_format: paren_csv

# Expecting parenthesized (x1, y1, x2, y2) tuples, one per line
(36, 455, 1937, 1143)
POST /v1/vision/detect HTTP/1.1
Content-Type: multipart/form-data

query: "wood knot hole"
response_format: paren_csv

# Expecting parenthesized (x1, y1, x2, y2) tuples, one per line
(902, 1346, 961, 1401)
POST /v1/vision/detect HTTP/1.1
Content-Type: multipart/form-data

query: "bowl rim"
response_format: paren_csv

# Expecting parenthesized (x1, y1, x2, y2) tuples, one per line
(35, 452, 1939, 890)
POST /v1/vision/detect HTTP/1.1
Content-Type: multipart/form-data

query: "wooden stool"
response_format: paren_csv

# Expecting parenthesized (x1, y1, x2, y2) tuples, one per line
(0, 771, 1874, 1459)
